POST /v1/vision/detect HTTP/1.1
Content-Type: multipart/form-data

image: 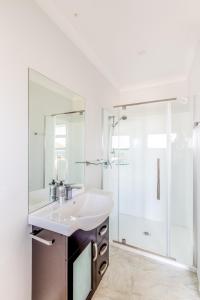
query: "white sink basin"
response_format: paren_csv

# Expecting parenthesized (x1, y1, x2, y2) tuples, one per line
(28, 189, 113, 236)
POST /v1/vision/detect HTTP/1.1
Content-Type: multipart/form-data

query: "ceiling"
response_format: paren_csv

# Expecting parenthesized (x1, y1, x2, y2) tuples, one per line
(36, 0, 200, 90)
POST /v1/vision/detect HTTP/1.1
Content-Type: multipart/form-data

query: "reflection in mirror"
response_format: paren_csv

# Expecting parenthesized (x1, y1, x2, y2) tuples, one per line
(29, 69, 85, 212)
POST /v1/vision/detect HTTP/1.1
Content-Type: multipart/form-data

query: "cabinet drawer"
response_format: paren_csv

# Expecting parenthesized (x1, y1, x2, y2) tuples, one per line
(95, 238, 109, 288)
(97, 218, 109, 244)
(98, 239, 109, 257)
(98, 260, 108, 276)
(92, 239, 109, 266)
(96, 258, 109, 286)
(96, 241, 109, 270)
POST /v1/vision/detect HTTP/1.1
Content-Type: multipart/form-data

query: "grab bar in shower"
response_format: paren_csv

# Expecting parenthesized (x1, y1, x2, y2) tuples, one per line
(157, 158, 160, 200)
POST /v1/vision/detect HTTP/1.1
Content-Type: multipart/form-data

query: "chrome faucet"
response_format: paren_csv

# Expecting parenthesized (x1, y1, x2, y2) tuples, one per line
(65, 184, 82, 200)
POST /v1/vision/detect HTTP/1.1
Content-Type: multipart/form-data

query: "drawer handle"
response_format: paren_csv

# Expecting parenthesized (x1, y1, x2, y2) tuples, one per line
(30, 229, 55, 246)
(99, 243, 108, 256)
(99, 225, 108, 237)
(93, 242, 98, 262)
(99, 261, 108, 276)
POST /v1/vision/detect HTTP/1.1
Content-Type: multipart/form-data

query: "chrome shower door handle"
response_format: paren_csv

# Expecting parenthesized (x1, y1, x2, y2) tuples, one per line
(157, 158, 160, 200)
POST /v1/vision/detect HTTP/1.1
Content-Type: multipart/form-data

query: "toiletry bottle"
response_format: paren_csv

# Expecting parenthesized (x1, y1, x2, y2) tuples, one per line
(64, 184, 72, 200)
(49, 179, 57, 201)
(57, 181, 65, 203)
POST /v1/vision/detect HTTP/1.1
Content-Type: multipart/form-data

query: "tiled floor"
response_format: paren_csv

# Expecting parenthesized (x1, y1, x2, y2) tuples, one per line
(93, 246, 200, 300)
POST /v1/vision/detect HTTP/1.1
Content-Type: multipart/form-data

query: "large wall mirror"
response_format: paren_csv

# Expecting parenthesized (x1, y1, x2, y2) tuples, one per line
(29, 69, 85, 212)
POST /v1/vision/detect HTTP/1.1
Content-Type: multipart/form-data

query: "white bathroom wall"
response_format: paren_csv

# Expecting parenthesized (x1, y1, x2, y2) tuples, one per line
(120, 80, 188, 104)
(0, 1, 119, 299)
(189, 42, 200, 98)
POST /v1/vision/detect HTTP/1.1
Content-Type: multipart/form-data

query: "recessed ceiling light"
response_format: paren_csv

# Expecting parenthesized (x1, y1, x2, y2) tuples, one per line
(74, 13, 78, 17)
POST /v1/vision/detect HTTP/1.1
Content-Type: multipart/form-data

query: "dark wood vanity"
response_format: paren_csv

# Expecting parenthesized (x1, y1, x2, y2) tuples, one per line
(32, 218, 109, 300)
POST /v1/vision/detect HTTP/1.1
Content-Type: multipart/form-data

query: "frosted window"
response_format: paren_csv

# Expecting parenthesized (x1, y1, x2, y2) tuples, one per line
(112, 136, 130, 149)
(55, 137, 66, 149)
(55, 125, 66, 136)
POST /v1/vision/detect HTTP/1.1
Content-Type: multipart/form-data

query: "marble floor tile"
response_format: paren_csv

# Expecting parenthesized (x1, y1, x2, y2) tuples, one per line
(92, 246, 200, 300)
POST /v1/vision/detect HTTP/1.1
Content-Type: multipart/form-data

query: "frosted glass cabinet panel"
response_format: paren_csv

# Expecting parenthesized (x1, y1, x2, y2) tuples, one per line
(73, 243, 92, 300)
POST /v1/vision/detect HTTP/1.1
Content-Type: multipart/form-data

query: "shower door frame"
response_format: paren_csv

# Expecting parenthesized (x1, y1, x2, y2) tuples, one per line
(116, 100, 172, 258)
(102, 97, 194, 264)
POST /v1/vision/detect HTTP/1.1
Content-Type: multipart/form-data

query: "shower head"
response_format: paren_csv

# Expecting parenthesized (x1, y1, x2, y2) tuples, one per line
(112, 115, 127, 127)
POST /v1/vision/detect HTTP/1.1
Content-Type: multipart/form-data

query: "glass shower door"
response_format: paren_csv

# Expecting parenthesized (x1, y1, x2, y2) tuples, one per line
(117, 102, 169, 256)
(103, 100, 193, 264)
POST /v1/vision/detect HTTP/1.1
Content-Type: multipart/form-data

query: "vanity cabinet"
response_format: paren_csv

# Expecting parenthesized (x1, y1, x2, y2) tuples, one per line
(32, 218, 109, 300)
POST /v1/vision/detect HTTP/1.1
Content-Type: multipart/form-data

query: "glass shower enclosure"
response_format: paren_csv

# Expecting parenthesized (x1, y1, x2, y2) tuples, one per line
(102, 99, 193, 266)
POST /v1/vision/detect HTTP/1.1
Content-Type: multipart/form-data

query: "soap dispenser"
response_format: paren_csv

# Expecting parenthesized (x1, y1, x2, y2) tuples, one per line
(57, 181, 65, 203)
(49, 179, 57, 201)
